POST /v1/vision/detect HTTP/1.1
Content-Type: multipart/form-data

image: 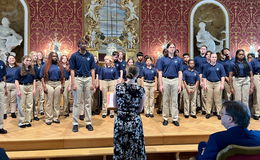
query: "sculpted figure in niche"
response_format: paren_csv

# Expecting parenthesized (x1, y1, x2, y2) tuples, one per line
(0, 17, 23, 62)
(125, 1, 139, 21)
(196, 22, 224, 53)
(53, 39, 62, 58)
(85, 0, 99, 21)
(127, 31, 134, 49)
(90, 31, 96, 48)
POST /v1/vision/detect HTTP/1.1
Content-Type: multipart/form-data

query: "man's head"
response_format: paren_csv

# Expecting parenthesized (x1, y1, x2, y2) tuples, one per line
(200, 45, 207, 56)
(183, 53, 190, 63)
(112, 51, 119, 61)
(136, 52, 144, 62)
(221, 101, 250, 129)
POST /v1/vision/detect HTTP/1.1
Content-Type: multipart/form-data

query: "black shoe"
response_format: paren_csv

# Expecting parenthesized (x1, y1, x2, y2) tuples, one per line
(150, 114, 154, 118)
(19, 125, 26, 128)
(184, 115, 189, 118)
(110, 115, 114, 118)
(102, 114, 106, 118)
(217, 115, 221, 120)
(191, 115, 197, 119)
(40, 112, 44, 115)
(173, 121, 180, 126)
(157, 109, 162, 114)
(3, 114, 7, 119)
(34, 117, 40, 121)
(86, 124, 94, 131)
(253, 115, 259, 120)
(46, 122, 52, 125)
(11, 113, 16, 118)
(0, 128, 7, 134)
(162, 120, 168, 126)
(213, 112, 217, 116)
(145, 114, 149, 117)
(53, 120, 60, 123)
(26, 123, 32, 127)
(64, 114, 69, 117)
(206, 114, 211, 119)
(202, 111, 206, 115)
(79, 115, 84, 120)
(72, 125, 78, 132)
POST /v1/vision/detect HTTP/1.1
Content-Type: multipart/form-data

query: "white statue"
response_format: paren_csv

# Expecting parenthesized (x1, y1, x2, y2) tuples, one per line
(53, 39, 62, 58)
(106, 43, 117, 55)
(196, 22, 224, 53)
(90, 31, 96, 48)
(125, 1, 139, 21)
(85, 0, 99, 21)
(127, 32, 134, 49)
(0, 17, 23, 62)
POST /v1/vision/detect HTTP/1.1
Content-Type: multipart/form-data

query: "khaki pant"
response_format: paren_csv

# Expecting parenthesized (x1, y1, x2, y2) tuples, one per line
(33, 81, 44, 117)
(63, 80, 71, 115)
(101, 80, 116, 115)
(253, 75, 260, 116)
(72, 77, 92, 125)
(233, 77, 250, 107)
(0, 82, 5, 129)
(4, 83, 16, 114)
(162, 77, 179, 121)
(144, 82, 155, 115)
(183, 85, 197, 116)
(17, 84, 33, 126)
(223, 80, 232, 101)
(45, 81, 61, 123)
(205, 81, 222, 115)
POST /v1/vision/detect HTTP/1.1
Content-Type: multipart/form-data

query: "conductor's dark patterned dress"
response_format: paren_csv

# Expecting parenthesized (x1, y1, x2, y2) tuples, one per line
(113, 83, 146, 160)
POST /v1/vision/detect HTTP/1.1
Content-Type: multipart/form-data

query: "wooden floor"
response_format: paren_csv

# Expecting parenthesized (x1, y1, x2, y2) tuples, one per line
(0, 112, 260, 151)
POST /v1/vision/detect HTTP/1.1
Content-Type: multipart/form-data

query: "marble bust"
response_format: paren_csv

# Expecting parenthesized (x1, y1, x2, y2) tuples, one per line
(0, 17, 23, 62)
(125, 1, 139, 21)
(196, 22, 224, 53)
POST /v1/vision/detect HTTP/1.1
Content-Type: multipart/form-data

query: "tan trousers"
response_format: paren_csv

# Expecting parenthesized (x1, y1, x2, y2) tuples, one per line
(4, 83, 17, 114)
(72, 77, 92, 125)
(17, 84, 33, 126)
(253, 75, 260, 116)
(63, 80, 71, 115)
(144, 82, 155, 115)
(162, 77, 179, 121)
(205, 81, 222, 115)
(0, 82, 5, 129)
(183, 85, 197, 116)
(233, 77, 250, 107)
(101, 80, 116, 115)
(33, 81, 45, 117)
(45, 81, 61, 123)
(223, 81, 232, 101)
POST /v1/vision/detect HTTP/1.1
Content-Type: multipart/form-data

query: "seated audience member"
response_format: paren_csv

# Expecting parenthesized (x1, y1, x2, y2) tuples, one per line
(197, 101, 260, 160)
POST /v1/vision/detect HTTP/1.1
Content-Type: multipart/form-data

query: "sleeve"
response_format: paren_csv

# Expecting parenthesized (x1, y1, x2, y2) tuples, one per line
(220, 64, 226, 77)
(69, 54, 76, 70)
(14, 67, 21, 81)
(182, 71, 186, 81)
(154, 68, 158, 77)
(156, 58, 163, 71)
(140, 68, 144, 78)
(39, 65, 45, 79)
(248, 62, 253, 72)
(178, 59, 183, 72)
(198, 134, 219, 160)
(90, 55, 95, 70)
(114, 68, 119, 79)
(250, 61, 255, 73)
(229, 62, 235, 73)
(202, 65, 207, 78)
(2, 63, 6, 76)
(196, 72, 200, 81)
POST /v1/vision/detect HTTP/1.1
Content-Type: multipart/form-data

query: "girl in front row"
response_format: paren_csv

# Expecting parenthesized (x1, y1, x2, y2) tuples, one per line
(15, 56, 36, 128)
(99, 55, 119, 118)
(141, 56, 157, 117)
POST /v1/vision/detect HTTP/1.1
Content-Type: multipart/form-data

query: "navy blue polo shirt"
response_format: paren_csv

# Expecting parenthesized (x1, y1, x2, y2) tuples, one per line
(135, 61, 145, 77)
(119, 60, 127, 71)
(69, 50, 95, 77)
(99, 66, 119, 80)
(64, 67, 70, 80)
(0, 60, 6, 81)
(34, 62, 45, 80)
(40, 64, 62, 81)
(230, 61, 252, 77)
(6, 66, 19, 83)
(15, 67, 35, 84)
(140, 67, 157, 81)
(200, 62, 210, 75)
(202, 63, 225, 82)
(183, 69, 200, 85)
(156, 56, 182, 78)
(94, 63, 101, 79)
(194, 55, 207, 73)
(182, 62, 189, 72)
(250, 59, 260, 74)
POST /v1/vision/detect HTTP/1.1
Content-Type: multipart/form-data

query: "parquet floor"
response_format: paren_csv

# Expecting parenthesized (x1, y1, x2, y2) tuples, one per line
(0, 112, 260, 151)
